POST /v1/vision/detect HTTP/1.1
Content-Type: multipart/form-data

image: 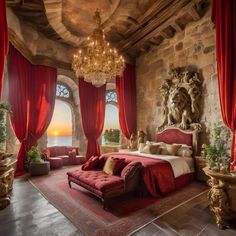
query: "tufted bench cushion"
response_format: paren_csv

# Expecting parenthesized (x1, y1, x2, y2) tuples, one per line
(67, 170, 124, 193)
(67, 160, 142, 208)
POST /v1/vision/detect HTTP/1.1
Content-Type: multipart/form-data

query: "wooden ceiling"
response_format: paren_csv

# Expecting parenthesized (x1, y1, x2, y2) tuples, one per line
(7, 0, 209, 58)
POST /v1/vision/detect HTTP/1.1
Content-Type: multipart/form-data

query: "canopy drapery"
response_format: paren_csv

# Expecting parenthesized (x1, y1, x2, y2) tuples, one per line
(116, 64, 137, 139)
(78, 78, 106, 159)
(8, 45, 57, 176)
(0, 0, 8, 97)
(212, 0, 236, 167)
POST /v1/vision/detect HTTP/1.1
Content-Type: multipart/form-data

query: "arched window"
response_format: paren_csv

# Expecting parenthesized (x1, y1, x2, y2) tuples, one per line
(102, 90, 120, 145)
(56, 83, 72, 99)
(47, 83, 73, 146)
(106, 90, 117, 105)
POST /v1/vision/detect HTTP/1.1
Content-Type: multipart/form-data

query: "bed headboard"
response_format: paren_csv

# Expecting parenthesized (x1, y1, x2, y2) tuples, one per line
(156, 127, 199, 156)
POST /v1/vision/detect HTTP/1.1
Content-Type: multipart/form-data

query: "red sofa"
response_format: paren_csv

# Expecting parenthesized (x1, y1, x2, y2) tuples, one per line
(44, 146, 86, 169)
(67, 157, 142, 208)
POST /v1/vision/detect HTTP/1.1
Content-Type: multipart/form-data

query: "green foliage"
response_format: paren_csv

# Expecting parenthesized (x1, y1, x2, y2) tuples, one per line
(206, 123, 231, 164)
(0, 102, 12, 143)
(103, 129, 120, 143)
(27, 146, 43, 163)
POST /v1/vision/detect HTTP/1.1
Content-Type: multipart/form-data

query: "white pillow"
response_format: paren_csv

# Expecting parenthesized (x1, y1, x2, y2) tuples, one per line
(138, 143, 145, 152)
(177, 145, 193, 157)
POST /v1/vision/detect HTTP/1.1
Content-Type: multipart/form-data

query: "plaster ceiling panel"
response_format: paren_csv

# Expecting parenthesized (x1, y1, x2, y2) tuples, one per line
(61, 0, 121, 37)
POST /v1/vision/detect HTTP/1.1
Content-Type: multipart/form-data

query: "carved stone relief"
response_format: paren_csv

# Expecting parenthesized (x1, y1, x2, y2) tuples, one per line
(158, 67, 202, 131)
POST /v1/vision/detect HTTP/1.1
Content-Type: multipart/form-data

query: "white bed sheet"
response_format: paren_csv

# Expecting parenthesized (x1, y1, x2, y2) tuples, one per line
(129, 151, 194, 178)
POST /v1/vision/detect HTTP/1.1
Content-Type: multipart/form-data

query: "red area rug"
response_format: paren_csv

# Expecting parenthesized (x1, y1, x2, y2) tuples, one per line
(29, 166, 208, 236)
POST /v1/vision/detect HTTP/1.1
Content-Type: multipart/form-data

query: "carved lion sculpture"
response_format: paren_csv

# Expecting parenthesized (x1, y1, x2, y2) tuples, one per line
(167, 86, 192, 130)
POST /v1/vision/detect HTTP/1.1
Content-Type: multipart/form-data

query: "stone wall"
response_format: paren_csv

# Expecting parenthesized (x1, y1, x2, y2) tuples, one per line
(136, 6, 221, 152)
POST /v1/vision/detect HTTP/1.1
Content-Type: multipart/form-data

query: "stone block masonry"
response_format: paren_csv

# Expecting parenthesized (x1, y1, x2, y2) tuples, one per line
(136, 6, 221, 150)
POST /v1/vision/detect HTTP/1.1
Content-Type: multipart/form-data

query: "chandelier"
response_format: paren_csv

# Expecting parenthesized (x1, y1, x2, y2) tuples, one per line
(72, 10, 125, 87)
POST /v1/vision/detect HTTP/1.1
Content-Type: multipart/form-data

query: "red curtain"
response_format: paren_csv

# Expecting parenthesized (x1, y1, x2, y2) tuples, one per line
(8, 45, 57, 176)
(78, 78, 106, 159)
(116, 64, 137, 139)
(0, 0, 8, 97)
(212, 0, 236, 166)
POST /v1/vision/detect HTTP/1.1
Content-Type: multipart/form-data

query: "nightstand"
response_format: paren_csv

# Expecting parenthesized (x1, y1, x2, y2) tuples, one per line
(195, 156, 209, 182)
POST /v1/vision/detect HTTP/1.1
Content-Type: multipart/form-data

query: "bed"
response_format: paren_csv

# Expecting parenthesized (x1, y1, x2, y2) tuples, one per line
(101, 127, 199, 197)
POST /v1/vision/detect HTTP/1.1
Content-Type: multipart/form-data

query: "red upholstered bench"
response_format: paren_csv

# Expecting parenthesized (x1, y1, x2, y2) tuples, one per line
(67, 157, 142, 208)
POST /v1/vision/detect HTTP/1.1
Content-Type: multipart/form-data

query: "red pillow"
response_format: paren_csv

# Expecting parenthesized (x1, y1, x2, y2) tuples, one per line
(81, 156, 99, 170)
(113, 158, 126, 175)
(68, 149, 76, 158)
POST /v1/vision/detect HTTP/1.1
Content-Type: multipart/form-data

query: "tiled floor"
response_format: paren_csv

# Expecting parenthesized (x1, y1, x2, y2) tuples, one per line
(131, 191, 236, 236)
(0, 178, 236, 236)
(0, 178, 83, 236)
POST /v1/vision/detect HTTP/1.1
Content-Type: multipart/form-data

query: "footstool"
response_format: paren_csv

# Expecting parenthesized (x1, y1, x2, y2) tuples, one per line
(48, 158, 63, 169)
(70, 155, 86, 165)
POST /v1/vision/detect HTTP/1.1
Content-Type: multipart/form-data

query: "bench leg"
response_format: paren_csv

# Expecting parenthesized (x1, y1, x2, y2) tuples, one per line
(102, 198, 108, 211)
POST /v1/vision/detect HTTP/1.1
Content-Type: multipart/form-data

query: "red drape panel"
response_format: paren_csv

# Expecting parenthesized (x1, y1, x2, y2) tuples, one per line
(0, 0, 8, 97)
(116, 64, 137, 139)
(212, 0, 236, 166)
(8, 45, 57, 176)
(79, 78, 106, 159)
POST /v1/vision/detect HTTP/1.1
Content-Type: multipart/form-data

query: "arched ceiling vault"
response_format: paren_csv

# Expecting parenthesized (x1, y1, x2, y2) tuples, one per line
(6, 0, 209, 69)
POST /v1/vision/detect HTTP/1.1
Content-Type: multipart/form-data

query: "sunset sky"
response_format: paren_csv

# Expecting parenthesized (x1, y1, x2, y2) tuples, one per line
(47, 100, 119, 136)
(47, 100, 72, 136)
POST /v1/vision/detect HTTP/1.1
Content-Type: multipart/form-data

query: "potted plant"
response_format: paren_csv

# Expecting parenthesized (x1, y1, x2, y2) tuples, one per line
(27, 146, 50, 176)
(206, 123, 231, 170)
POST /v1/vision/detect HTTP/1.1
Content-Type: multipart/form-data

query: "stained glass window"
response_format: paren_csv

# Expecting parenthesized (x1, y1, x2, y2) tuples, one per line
(56, 83, 71, 99)
(106, 90, 117, 104)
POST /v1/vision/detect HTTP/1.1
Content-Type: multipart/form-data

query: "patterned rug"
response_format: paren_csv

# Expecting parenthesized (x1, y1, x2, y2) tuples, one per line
(29, 166, 208, 236)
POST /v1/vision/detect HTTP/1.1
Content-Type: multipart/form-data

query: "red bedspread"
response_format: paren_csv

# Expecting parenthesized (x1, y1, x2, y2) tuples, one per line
(101, 153, 175, 197)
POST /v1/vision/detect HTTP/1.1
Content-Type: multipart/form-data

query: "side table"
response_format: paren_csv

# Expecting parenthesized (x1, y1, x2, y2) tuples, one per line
(203, 167, 236, 229)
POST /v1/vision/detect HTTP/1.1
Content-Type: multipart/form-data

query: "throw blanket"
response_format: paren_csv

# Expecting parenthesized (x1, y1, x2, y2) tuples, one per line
(101, 153, 176, 197)
(130, 151, 192, 178)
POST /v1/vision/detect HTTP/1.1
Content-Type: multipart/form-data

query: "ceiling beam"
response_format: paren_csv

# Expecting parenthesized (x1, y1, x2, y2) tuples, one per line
(118, 0, 191, 52)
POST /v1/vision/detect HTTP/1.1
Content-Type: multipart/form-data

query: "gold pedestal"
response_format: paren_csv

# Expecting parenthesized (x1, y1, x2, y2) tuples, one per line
(203, 167, 236, 229)
(0, 153, 16, 210)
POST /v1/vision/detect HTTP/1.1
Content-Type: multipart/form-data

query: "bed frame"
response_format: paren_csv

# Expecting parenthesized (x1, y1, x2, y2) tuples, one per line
(155, 127, 199, 156)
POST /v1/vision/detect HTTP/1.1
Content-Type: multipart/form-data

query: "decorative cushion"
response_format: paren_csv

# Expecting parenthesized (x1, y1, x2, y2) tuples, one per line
(103, 157, 116, 175)
(121, 161, 141, 178)
(177, 145, 193, 157)
(48, 147, 58, 157)
(141, 144, 160, 154)
(56, 146, 67, 156)
(166, 144, 182, 155)
(160, 145, 169, 155)
(66, 147, 79, 155)
(113, 158, 126, 175)
(81, 156, 99, 170)
(68, 149, 76, 158)
(138, 143, 145, 152)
